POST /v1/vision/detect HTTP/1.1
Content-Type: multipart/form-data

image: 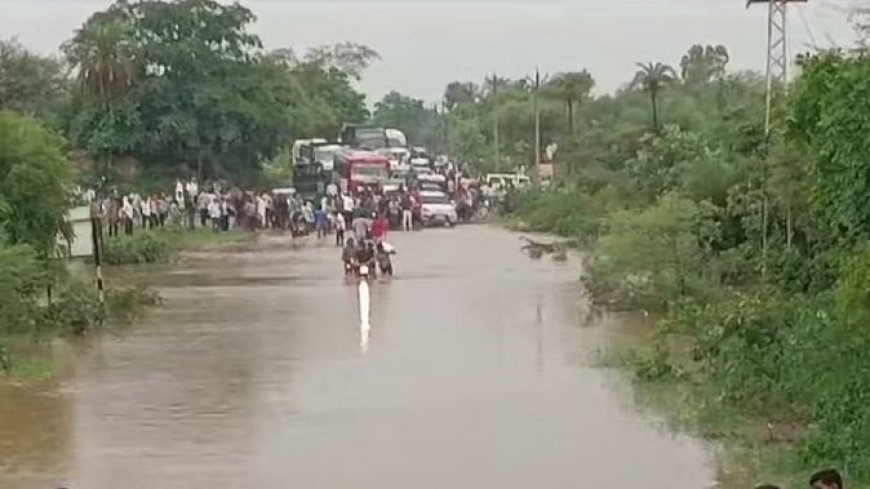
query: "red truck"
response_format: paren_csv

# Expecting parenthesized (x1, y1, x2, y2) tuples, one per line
(333, 150, 391, 196)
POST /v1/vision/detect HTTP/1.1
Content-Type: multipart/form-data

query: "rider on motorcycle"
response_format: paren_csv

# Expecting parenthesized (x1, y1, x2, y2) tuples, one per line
(355, 241, 377, 279)
(342, 238, 356, 275)
(376, 242, 394, 276)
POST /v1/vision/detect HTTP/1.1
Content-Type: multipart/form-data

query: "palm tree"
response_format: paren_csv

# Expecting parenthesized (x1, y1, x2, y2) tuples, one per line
(443, 81, 478, 110)
(546, 70, 595, 134)
(483, 74, 509, 98)
(680, 44, 729, 84)
(63, 12, 135, 183)
(63, 13, 134, 103)
(630, 62, 677, 132)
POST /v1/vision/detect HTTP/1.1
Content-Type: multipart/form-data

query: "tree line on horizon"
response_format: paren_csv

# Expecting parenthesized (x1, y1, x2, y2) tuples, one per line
(0, 0, 741, 186)
(370, 43, 735, 173)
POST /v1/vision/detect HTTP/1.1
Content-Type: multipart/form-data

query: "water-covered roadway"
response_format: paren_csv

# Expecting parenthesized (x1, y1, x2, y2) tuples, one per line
(0, 226, 715, 489)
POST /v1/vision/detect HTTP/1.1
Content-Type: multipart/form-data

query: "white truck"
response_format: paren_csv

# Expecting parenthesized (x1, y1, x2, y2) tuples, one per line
(292, 138, 327, 166)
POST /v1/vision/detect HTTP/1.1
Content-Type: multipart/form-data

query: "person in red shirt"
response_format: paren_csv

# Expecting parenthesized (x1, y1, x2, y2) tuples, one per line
(371, 212, 388, 242)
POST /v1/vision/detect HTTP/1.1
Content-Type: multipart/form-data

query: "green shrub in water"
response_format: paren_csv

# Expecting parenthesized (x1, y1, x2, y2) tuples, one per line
(103, 231, 172, 265)
(626, 342, 683, 383)
(46, 281, 105, 336)
(0, 243, 50, 335)
(106, 285, 161, 323)
(514, 188, 607, 239)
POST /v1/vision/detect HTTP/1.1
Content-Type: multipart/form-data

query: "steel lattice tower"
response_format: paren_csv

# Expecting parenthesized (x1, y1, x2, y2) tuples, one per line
(747, 0, 807, 135)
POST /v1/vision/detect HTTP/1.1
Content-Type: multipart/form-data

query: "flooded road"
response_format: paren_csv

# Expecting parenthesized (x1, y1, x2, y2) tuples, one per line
(0, 226, 715, 489)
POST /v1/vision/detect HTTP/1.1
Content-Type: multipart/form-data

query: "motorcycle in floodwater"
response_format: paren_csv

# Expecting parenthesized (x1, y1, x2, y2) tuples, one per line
(358, 264, 371, 282)
(345, 259, 375, 283)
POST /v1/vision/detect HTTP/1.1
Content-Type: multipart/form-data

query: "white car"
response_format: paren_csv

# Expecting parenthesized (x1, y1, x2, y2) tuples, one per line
(418, 190, 457, 227)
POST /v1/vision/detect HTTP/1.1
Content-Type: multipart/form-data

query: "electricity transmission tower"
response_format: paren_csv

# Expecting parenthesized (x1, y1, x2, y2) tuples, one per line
(746, 0, 807, 280)
(747, 0, 807, 135)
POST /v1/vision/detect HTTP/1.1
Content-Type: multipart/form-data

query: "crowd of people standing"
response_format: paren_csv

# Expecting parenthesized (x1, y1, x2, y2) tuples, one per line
(90, 164, 494, 247)
(96, 178, 308, 236)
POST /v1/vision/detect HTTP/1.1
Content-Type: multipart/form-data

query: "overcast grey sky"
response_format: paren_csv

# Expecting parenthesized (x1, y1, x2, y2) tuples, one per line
(1, 0, 859, 104)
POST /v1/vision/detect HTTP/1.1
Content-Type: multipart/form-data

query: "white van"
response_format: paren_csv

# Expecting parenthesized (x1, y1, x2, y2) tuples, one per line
(485, 173, 531, 189)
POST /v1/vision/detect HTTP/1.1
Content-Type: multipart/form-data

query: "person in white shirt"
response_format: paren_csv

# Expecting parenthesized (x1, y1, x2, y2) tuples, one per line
(333, 211, 346, 247)
(186, 178, 198, 198)
(208, 198, 221, 231)
(122, 196, 135, 235)
(197, 191, 211, 228)
(142, 196, 153, 229)
(256, 195, 267, 229)
(341, 192, 355, 226)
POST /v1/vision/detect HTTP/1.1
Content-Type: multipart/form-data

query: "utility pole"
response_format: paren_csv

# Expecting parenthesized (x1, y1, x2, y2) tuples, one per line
(89, 199, 105, 306)
(441, 102, 450, 157)
(491, 71, 500, 170)
(533, 67, 541, 169)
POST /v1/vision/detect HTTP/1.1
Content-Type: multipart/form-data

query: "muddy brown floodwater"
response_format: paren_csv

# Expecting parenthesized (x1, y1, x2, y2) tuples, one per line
(0, 225, 716, 489)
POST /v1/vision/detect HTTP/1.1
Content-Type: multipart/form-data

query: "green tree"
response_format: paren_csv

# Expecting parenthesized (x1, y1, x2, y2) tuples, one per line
(443, 81, 478, 110)
(372, 91, 438, 147)
(0, 111, 72, 256)
(288, 61, 369, 134)
(627, 125, 711, 202)
(64, 11, 133, 103)
(0, 38, 69, 125)
(302, 42, 380, 80)
(64, 7, 139, 182)
(546, 70, 595, 134)
(589, 193, 718, 307)
(64, 0, 311, 183)
(790, 52, 870, 238)
(680, 44, 730, 84)
(631, 62, 677, 132)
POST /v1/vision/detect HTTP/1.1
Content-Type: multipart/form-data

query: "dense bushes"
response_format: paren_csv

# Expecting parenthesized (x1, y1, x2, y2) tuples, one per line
(587, 194, 720, 308)
(659, 266, 870, 480)
(46, 280, 105, 336)
(0, 253, 158, 340)
(0, 239, 159, 376)
(509, 47, 870, 484)
(103, 231, 172, 265)
(0, 244, 50, 335)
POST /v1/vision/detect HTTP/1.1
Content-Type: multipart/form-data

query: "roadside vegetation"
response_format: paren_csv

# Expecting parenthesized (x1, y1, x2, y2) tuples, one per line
(485, 43, 870, 487)
(356, 36, 870, 482)
(0, 110, 159, 380)
(102, 229, 252, 265)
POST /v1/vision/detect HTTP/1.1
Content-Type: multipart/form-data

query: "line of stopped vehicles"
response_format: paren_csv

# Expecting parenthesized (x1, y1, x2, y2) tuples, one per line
(286, 124, 535, 282)
(287, 124, 533, 229)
